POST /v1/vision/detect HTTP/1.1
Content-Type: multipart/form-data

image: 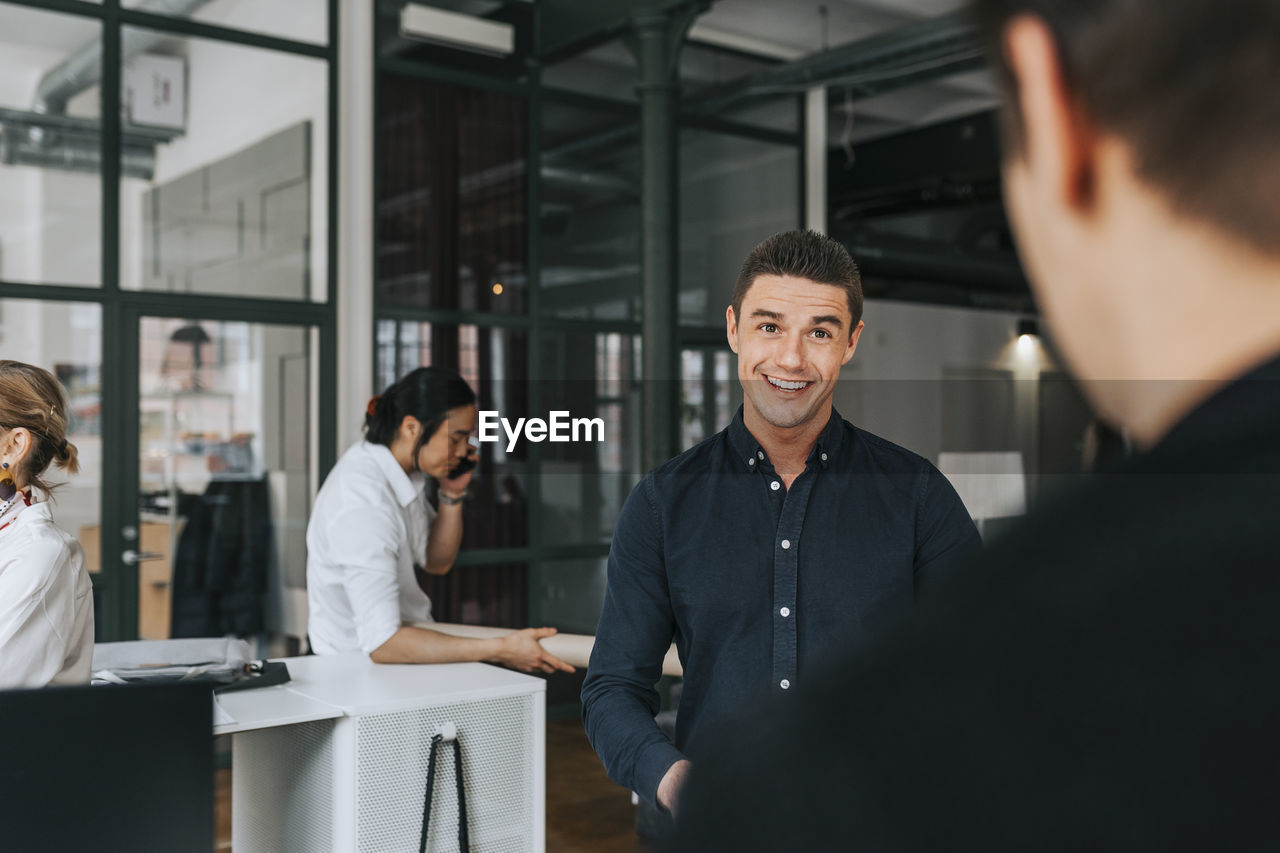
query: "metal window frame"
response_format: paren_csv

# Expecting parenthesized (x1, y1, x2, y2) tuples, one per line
(0, 0, 340, 640)
(371, 7, 803, 628)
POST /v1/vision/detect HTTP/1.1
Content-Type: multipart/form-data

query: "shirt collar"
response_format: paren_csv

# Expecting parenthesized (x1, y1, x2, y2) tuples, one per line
(365, 441, 423, 507)
(726, 405, 845, 472)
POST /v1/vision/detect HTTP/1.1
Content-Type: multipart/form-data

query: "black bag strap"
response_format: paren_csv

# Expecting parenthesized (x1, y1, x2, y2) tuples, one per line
(419, 732, 469, 853)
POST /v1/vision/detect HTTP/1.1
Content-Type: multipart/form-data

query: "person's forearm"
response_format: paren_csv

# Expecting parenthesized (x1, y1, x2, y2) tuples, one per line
(424, 500, 463, 574)
(369, 624, 502, 664)
(581, 671, 688, 805)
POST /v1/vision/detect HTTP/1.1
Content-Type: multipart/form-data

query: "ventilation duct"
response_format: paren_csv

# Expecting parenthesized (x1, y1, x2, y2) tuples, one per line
(1, 0, 212, 180)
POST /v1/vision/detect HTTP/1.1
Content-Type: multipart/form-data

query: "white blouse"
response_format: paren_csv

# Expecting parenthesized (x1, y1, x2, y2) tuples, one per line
(0, 500, 94, 688)
(305, 441, 437, 655)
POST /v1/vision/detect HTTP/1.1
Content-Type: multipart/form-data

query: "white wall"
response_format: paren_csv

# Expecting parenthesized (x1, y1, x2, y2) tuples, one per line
(834, 298, 1057, 469)
(119, 3, 329, 299)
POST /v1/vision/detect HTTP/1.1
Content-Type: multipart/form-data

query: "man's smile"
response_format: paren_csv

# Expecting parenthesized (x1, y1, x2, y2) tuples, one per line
(764, 374, 814, 393)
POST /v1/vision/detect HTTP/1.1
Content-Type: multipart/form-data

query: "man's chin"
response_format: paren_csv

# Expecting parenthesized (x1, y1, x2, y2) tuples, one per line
(754, 402, 817, 431)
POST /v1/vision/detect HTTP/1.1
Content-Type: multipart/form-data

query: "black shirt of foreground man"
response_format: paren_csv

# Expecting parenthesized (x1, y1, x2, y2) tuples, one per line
(581, 405, 980, 806)
(671, 359, 1280, 851)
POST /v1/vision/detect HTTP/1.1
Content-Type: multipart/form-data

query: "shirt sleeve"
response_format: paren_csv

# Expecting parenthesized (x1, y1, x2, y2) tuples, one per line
(0, 537, 76, 689)
(581, 475, 686, 809)
(913, 462, 983, 603)
(324, 504, 405, 655)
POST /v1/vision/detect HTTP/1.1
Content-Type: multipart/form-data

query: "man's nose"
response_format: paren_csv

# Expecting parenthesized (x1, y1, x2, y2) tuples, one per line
(775, 334, 805, 371)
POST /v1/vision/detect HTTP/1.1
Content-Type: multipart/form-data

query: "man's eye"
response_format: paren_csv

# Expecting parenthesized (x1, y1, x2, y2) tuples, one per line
(813, 329, 830, 339)
(761, 324, 778, 334)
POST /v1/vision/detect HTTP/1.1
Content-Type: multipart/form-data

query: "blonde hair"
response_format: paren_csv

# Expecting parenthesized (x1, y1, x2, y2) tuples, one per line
(0, 360, 80, 495)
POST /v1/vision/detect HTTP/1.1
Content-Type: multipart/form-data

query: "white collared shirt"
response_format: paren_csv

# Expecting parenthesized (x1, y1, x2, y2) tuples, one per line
(306, 441, 437, 655)
(0, 501, 94, 688)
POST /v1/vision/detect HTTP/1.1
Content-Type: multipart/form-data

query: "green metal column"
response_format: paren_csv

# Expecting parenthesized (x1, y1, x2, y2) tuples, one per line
(627, 2, 705, 472)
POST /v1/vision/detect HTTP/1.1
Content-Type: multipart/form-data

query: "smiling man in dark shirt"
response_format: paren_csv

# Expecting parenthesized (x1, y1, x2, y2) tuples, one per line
(580, 230, 980, 817)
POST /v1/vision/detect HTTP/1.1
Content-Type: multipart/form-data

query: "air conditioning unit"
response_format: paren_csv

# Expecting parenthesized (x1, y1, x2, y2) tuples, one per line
(399, 3, 515, 57)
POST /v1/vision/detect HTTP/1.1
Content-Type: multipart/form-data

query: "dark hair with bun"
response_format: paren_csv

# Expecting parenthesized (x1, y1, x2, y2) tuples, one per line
(365, 367, 476, 458)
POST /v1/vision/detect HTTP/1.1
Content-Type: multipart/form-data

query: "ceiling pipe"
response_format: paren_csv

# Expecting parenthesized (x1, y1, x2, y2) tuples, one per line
(0, 135, 156, 179)
(685, 11, 983, 117)
(34, 0, 212, 115)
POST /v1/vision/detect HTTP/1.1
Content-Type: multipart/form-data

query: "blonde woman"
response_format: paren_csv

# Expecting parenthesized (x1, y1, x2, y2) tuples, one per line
(0, 360, 92, 688)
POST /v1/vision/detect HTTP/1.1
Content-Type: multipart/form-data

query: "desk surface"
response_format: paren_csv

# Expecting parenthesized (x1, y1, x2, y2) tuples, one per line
(214, 684, 342, 735)
(213, 654, 546, 733)
(283, 653, 546, 716)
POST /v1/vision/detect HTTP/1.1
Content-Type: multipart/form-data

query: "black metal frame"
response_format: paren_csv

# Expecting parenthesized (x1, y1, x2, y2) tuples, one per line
(370, 3, 804, 627)
(0, 0, 340, 640)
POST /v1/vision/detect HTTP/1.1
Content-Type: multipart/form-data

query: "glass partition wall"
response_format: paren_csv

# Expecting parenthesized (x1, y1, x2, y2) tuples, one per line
(373, 6, 801, 639)
(0, 0, 336, 644)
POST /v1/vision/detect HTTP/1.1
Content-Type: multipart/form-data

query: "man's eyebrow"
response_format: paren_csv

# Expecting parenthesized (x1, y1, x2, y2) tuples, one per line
(750, 309, 783, 320)
(811, 314, 844, 327)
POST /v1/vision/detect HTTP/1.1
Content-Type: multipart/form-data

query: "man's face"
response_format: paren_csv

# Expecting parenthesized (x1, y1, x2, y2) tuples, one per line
(727, 274, 863, 432)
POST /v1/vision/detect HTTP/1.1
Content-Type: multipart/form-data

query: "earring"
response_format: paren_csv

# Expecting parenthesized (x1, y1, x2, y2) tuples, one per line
(0, 463, 14, 501)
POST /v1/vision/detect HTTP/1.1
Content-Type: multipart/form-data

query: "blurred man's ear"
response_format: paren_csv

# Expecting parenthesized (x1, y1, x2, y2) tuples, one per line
(725, 305, 740, 354)
(1004, 14, 1099, 215)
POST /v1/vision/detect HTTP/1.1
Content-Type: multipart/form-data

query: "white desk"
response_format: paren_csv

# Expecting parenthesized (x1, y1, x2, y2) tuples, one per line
(214, 684, 341, 734)
(220, 654, 546, 853)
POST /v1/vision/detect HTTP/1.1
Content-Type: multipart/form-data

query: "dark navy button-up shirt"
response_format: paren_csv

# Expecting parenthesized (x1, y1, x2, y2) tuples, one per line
(581, 406, 981, 806)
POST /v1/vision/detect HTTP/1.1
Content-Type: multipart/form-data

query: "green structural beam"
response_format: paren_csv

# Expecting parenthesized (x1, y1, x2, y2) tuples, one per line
(539, 0, 705, 63)
(624, 1, 709, 472)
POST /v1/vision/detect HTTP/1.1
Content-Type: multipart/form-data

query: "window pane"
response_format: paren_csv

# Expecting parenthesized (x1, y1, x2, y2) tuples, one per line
(416, 561, 527, 629)
(537, 557, 606, 635)
(539, 330, 640, 547)
(679, 130, 800, 326)
(682, 347, 738, 451)
(543, 41, 635, 102)
(0, 298, 102, 625)
(139, 319, 316, 643)
(377, 74, 527, 314)
(120, 32, 328, 301)
(540, 100, 639, 321)
(0, 5, 102, 286)
(372, 321, 530, 552)
(122, 0, 327, 46)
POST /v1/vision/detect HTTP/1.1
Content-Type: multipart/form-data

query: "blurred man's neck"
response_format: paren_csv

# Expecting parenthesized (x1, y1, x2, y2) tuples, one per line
(1094, 219, 1280, 450)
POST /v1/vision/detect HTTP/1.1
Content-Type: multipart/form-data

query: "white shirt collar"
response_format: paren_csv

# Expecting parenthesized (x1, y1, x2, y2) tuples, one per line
(364, 442, 423, 507)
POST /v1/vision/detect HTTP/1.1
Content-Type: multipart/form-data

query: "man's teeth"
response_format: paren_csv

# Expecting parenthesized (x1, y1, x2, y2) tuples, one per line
(768, 377, 810, 390)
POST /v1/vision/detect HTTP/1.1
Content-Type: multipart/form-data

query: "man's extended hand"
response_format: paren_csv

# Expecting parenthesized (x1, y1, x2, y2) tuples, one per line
(658, 759, 693, 817)
(493, 627, 576, 674)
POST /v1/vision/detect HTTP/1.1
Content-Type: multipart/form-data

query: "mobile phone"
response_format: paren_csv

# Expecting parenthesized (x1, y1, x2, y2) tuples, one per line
(448, 455, 476, 479)
(448, 437, 479, 479)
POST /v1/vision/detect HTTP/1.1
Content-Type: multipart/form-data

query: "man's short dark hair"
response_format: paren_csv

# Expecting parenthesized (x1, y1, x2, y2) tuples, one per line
(732, 230, 863, 333)
(970, 0, 1280, 254)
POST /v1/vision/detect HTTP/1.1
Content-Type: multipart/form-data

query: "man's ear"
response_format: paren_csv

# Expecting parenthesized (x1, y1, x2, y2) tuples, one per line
(842, 320, 865, 366)
(725, 305, 739, 354)
(1005, 14, 1098, 214)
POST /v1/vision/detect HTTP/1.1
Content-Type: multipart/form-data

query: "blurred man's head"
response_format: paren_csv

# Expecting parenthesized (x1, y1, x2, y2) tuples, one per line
(971, 0, 1280, 441)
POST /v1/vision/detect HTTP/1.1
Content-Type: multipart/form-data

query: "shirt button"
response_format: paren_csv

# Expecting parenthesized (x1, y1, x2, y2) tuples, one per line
(780, 606, 791, 617)
(780, 539, 790, 549)
(780, 679, 790, 690)
(821, 452, 828, 462)
(757, 451, 764, 461)
(770, 481, 780, 491)
(747, 457, 755, 466)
